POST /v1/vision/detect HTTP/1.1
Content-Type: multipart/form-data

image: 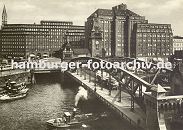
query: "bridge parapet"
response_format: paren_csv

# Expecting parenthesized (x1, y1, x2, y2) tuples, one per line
(158, 95, 183, 111)
(144, 83, 183, 130)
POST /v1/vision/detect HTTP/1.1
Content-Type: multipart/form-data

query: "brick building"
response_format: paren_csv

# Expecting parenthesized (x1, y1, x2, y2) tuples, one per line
(0, 6, 85, 59)
(85, 3, 173, 60)
(132, 23, 173, 61)
(85, 3, 147, 58)
(173, 36, 183, 53)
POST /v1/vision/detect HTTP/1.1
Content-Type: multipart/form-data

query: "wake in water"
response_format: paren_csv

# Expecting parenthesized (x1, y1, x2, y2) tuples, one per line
(75, 86, 88, 106)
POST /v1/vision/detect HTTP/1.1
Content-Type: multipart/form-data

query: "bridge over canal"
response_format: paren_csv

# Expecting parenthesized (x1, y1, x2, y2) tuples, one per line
(63, 57, 183, 130)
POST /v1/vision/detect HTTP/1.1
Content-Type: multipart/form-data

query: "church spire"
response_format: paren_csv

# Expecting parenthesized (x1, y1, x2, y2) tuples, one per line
(2, 5, 7, 27)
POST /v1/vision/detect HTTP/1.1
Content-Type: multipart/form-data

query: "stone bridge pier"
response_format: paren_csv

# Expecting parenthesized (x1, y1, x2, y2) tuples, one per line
(144, 84, 183, 130)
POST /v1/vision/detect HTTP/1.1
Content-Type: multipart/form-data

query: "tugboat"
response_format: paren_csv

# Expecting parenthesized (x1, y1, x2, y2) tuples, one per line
(0, 81, 29, 101)
(46, 108, 102, 128)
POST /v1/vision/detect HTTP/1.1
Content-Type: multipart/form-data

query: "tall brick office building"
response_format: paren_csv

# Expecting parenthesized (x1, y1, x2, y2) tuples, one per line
(132, 23, 173, 60)
(0, 6, 85, 59)
(85, 3, 173, 60)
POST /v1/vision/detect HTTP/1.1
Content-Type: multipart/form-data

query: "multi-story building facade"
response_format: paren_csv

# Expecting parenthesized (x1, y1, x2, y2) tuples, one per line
(132, 23, 173, 61)
(173, 36, 183, 53)
(85, 9, 113, 57)
(67, 26, 85, 49)
(85, 3, 173, 60)
(0, 6, 85, 59)
(85, 3, 148, 58)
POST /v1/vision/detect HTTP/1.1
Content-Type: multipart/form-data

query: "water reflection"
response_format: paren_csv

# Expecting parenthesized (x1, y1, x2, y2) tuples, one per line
(0, 73, 136, 130)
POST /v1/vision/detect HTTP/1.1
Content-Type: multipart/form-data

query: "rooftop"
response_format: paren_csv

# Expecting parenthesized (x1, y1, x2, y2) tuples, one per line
(137, 23, 171, 26)
(115, 9, 141, 17)
(41, 20, 73, 24)
(87, 3, 143, 19)
(96, 9, 113, 16)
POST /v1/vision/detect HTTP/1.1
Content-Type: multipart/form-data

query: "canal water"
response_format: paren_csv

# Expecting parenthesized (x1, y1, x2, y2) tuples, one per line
(0, 73, 137, 130)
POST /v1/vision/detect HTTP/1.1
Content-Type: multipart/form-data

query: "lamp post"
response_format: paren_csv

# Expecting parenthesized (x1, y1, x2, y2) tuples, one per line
(101, 69, 103, 90)
(89, 69, 91, 82)
(80, 67, 82, 77)
(84, 67, 86, 80)
(94, 69, 97, 86)
(108, 73, 111, 96)
(76, 68, 79, 75)
(0, 65, 3, 76)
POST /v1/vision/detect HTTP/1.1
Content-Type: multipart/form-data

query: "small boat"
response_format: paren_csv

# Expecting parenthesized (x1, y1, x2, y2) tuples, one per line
(0, 88, 29, 101)
(0, 93, 27, 101)
(4, 81, 27, 93)
(46, 111, 100, 128)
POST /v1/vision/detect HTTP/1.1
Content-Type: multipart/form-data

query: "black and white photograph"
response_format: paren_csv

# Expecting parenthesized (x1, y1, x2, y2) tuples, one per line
(0, 0, 183, 130)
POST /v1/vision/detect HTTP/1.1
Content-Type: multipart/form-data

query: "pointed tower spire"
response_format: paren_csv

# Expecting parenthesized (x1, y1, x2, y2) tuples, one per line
(2, 5, 7, 27)
(3, 5, 7, 14)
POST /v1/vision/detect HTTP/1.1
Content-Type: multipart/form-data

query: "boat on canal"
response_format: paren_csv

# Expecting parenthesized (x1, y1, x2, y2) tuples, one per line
(3, 81, 27, 93)
(0, 91, 28, 101)
(0, 81, 29, 101)
(46, 109, 105, 128)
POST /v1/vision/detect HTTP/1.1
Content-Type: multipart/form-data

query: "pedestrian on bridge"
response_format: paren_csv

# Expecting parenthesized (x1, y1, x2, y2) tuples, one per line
(94, 87, 96, 92)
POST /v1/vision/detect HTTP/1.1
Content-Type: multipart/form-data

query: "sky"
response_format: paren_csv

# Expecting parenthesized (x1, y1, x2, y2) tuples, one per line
(0, 0, 183, 35)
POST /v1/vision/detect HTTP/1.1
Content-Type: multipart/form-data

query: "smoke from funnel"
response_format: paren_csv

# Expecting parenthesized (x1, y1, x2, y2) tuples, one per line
(75, 86, 88, 106)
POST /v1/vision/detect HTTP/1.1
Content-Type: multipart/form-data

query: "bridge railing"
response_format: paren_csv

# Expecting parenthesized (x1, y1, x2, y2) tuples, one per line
(157, 95, 183, 111)
(70, 56, 154, 90)
(77, 71, 141, 129)
(69, 57, 161, 110)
